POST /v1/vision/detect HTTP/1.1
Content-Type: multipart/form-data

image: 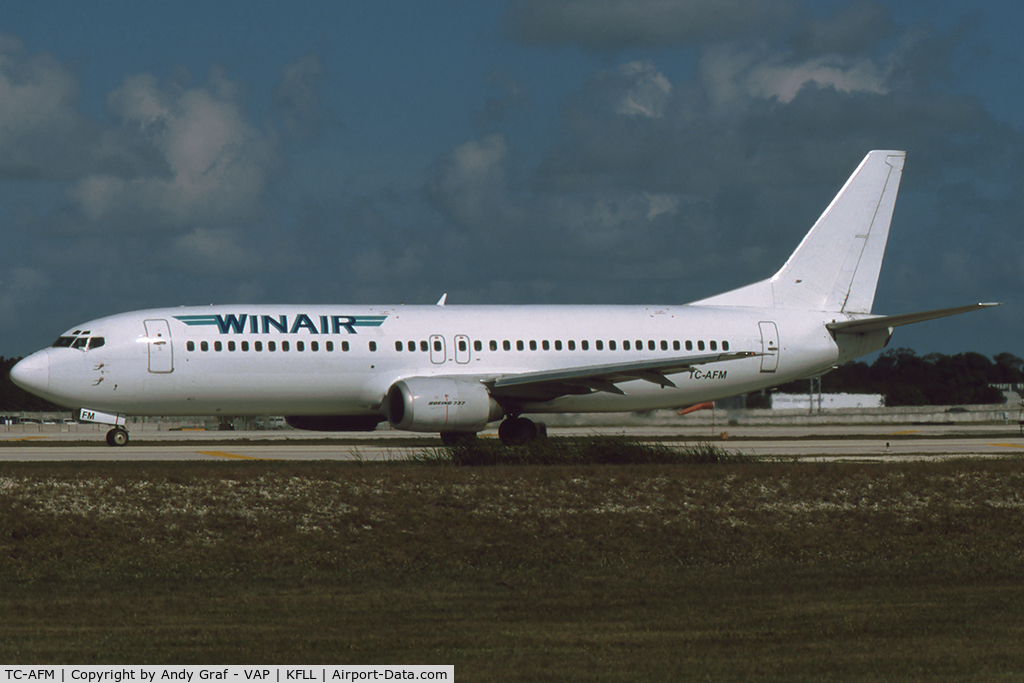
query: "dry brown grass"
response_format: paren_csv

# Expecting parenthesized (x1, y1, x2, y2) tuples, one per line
(3, 458, 1024, 679)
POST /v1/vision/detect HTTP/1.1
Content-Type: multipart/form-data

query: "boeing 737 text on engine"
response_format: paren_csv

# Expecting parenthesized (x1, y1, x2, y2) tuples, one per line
(10, 151, 997, 446)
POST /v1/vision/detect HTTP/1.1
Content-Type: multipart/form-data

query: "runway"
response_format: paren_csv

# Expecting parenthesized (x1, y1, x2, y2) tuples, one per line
(2, 423, 1022, 462)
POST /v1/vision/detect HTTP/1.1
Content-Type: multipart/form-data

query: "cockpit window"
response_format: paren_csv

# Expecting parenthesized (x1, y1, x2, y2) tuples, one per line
(52, 334, 105, 350)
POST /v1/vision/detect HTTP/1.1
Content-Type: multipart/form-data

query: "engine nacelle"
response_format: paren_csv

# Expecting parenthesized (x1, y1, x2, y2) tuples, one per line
(387, 377, 504, 433)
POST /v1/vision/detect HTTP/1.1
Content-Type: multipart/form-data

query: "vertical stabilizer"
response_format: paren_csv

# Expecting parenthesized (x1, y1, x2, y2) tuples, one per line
(693, 150, 905, 313)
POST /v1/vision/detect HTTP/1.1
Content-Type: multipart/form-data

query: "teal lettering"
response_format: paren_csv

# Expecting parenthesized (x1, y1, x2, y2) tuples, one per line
(262, 315, 288, 334)
(215, 314, 247, 334)
(290, 314, 318, 334)
(332, 315, 356, 334)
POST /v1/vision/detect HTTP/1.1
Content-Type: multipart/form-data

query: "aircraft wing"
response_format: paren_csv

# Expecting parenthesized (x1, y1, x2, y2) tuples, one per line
(486, 351, 759, 401)
(826, 303, 999, 335)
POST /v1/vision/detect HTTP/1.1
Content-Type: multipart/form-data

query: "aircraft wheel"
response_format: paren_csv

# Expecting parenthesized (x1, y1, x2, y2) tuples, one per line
(498, 416, 537, 445)
(106, 427, 129, 447)
(440, 431, 477, 446)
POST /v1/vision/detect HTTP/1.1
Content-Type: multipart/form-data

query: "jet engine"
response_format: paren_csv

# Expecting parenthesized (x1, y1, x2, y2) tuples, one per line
(387, 377, 503, 433)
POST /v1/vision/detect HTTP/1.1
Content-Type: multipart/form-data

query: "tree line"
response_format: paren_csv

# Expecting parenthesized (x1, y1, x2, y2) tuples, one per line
(773, 349, 1022, 406)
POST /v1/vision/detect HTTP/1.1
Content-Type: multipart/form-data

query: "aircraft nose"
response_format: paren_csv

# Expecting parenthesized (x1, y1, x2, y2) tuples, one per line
(10, 350, 50, 395)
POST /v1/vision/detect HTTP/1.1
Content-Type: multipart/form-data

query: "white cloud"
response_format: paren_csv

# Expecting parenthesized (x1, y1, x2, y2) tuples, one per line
(172, 227, 260, 274)
(0, 34, 96, 179)
(65, 69, 279, 231)
(701, 45, 890, 109)
(425, 134, 519, 230)
(615, 61, 672, 118)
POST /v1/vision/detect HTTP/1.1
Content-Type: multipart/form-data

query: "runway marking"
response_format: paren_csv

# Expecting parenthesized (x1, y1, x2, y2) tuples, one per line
(889, 430, 921, 435)
(989, 443, 1024, 449)
(197, 450, 266, 460)
(4, 436, 47, 442)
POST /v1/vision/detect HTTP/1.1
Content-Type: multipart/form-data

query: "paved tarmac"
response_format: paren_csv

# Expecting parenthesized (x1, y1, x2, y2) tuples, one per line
(2, 423, 1022, 462)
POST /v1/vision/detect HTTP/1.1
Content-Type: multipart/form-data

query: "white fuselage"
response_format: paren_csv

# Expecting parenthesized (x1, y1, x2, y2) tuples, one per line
(14, 303, 864, 419)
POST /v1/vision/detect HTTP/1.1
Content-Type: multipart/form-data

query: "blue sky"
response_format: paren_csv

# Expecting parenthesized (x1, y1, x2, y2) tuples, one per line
(1, 0, 1021, 358)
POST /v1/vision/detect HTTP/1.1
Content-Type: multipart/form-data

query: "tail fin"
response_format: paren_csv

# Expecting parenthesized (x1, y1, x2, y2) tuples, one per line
(693, 150, 905, 313)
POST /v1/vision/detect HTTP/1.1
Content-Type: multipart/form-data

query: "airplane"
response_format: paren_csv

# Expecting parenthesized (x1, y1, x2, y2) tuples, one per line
(10, 150, 997, 446)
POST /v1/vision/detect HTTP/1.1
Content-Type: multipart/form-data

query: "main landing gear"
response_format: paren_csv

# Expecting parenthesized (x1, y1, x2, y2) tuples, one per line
(497, 416, 547, 446)
(105, 426, 129, 447)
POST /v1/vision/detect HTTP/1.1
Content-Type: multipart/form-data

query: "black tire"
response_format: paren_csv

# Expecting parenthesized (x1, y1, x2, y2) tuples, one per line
(498, 416, 537, 445)
(106, 428, 129, 447)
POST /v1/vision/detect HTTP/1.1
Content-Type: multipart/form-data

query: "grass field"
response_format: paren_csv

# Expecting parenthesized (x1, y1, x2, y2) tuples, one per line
(3, 453, 1024, 680)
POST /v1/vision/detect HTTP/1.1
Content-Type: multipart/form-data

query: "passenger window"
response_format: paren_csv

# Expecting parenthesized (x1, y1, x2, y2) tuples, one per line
(214, 341, 223, 352)
(187, 341, 195, 352)
(268, 341, 276, 352)
(228, 341, 236, 351)
(369, 341, 377, 352)
(568, 340, 576, 350)
(327, 341, 335, 352)
(609, 340, 616, 351)
(200, 341, 209, 352)
(283, 341, 291, 352)
(529, 340, 537, 351)
(395, 341, 404, 352)
(296, 341, 304, 352)
(636, 340, 643, 350)
(341, 341, 349, 351)
(311, 341, 319, 352)
(710, 341, 717, 351)
(723, 341, 730, 351)
(474, 341, 482, 352)
(555, 340, 562, 351)
(661, 340, 668, 351)
(542, 340, 550, 351)
(517, 341, 524, 351)
(624, 340, 631, 351)
(581, 340, 589, 350)
(490, 340, 498, 351)
(503, 340, 511, 351)
(459, 340, 467, 352)
(648, 340, 656, 350)
(433, 340, 442, 352)
(242, 341, 249, 352)
(420, 341, 429, 352)
(673, 341, 680, 351)
(697, 341, 705, 351)
(596, 340, 604, 350)
(255, 341, 263, 352)
(686, 341, 693, 351)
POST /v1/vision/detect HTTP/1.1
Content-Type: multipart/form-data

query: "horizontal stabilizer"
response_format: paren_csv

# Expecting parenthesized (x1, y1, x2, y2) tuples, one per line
(826, 303, 1000, 334)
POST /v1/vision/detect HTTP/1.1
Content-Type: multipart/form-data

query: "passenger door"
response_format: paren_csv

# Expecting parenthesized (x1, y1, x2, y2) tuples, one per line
(429, 335, 446, 365)
(144, 319, 174, 373)
(758, 321, 779, 373)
